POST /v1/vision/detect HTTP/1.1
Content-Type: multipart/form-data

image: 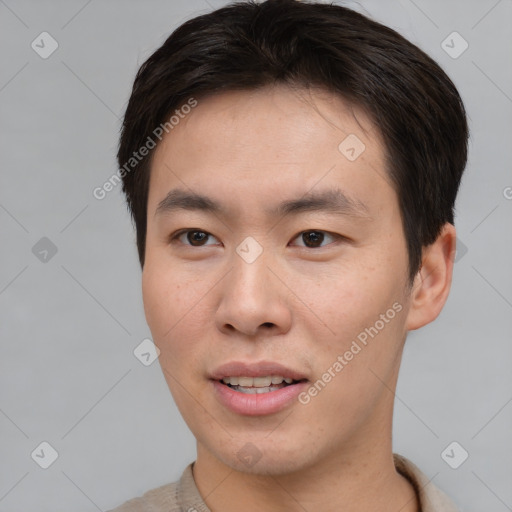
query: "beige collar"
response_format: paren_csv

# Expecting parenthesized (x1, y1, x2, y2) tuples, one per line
(176, 454, 460, 512)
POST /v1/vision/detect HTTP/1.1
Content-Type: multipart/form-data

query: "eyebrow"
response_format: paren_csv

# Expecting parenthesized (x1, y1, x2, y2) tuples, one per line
(154, 187, 372, 220)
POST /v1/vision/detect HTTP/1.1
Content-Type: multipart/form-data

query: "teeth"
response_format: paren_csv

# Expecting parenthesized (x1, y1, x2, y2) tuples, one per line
(253, 376, 272, 387)
(236, 386, 286, 394)
(238, 376, 255, 387)
(221, 375, 294, 387)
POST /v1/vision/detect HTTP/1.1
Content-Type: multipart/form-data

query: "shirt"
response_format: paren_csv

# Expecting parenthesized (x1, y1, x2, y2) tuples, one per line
(107, 454, 460, 512)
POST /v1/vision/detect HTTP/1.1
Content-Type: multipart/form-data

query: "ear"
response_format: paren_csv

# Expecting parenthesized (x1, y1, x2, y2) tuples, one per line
(405, 223, 457, 331)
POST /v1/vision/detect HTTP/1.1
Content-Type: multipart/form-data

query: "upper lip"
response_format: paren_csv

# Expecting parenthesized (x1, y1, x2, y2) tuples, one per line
(210, 361, 309, 381)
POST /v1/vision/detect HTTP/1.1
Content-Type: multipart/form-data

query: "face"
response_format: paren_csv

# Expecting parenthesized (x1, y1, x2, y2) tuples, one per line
(142, 84, 415, 475)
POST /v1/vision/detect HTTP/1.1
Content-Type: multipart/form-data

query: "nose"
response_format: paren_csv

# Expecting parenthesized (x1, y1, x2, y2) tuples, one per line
(215, 252, 292, 338)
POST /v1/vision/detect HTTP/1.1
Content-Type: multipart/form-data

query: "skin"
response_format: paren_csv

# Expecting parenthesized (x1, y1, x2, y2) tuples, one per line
(142, 84, 456, 512)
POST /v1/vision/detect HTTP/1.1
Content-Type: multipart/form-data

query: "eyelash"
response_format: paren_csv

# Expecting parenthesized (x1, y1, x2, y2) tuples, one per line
(169, 229, 346, 249)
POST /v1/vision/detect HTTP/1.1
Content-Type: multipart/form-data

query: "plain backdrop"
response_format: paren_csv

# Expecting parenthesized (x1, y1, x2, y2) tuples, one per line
(1, 0, 511, 510)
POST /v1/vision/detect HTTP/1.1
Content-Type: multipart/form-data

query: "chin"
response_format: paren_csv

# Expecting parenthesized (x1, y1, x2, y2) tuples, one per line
(228, 453, 311, 476)
(204, 433, 323, 476)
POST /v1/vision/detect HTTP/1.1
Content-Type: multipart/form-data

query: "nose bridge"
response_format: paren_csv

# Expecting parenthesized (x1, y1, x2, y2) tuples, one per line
(230, 239, 273, 302)
(216, 238, 291, 335)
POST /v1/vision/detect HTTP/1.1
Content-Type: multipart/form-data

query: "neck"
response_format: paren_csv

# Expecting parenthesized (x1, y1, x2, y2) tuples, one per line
(193, 411, 418, 512)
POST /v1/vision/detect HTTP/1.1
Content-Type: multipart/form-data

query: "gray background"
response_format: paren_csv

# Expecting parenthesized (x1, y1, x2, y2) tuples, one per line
(1, 0, 511, 510)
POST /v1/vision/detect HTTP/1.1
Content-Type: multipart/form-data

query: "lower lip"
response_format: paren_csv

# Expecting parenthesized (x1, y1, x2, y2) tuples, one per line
(211, 380, 309, 416)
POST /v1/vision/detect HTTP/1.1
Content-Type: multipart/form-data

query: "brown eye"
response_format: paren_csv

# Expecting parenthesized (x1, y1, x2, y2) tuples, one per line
(171, 229, 218, 246)
(187, 231, 209, 246)
(302, 231, 324, 247)
(293, 230, 338, 248)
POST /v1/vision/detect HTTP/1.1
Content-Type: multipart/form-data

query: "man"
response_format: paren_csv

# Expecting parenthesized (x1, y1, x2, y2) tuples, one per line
(109, 0, 468, 510)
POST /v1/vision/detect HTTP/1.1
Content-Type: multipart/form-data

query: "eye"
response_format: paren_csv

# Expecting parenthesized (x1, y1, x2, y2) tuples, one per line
(291, 230, 341, 248)
(169, 229, 344, 249)
(170, 229, 219, 247)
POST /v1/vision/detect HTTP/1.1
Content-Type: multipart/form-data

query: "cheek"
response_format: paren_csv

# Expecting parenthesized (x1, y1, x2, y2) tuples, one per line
(142, 267, 171, 338)
(310, 265, 408, 393)
(315, 264, 389, 332)
(141, 264, 211, 372)
(142, 263, 193, 337)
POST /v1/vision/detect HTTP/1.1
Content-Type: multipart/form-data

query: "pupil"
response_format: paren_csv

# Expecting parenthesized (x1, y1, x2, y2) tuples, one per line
(188, 231, 207, 246)
(304, 231, 323, 247)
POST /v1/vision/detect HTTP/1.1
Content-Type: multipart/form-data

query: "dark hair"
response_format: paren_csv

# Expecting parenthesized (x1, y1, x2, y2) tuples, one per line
(117, 0, 469, 286)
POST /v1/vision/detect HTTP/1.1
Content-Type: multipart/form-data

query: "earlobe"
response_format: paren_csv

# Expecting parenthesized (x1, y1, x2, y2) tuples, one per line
(405, 223, 457, 332)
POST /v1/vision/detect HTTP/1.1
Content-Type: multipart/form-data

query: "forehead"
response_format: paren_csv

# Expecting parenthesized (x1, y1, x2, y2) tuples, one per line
(148, 84, 394, 220)
(160, 84, 381, 151)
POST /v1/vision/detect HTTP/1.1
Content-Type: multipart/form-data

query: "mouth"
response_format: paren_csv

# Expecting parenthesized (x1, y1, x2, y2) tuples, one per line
(219, 375, 308, 394)
(209, 361, 310, 415)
